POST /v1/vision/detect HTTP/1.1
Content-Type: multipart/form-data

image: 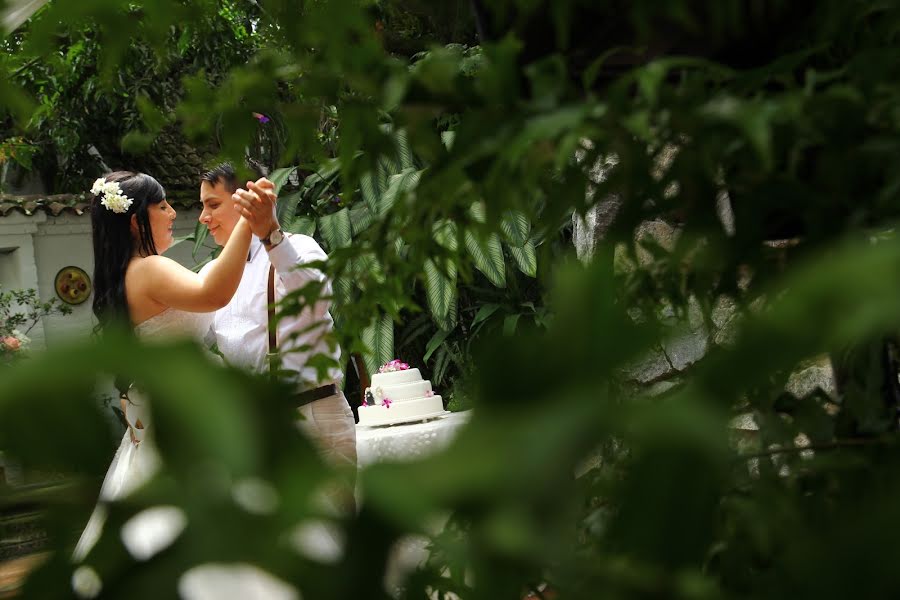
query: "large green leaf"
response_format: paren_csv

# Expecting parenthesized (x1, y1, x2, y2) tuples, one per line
(501, 210, 531, 247)
(333, 271, 355, 305)
(441, 130, 455, 150)
(377, 151, 402, 179)
(423, 257, 457, 322)
(296, 160, 341, 211)
(0, 335, 266, 480)
(423, 327, 452, 363)
(472, 303, 502, 328)
(301, 159, 341, 194)
(359, 170, 385, 215)
(361, 312, 394, 376)
(506, 104, 591, 164)
(318, 207, 352, 251)
(190, 245, 221, 273)
(469, 200, 486, 224)
(465, 229, 507, 288)
(396, 128, 414, 170)
(192, 220, 210, 258)
(350, 203, 374, 235)
(269, 166, 297, 195)
(433, 286, 458, 332)
(379, 168, 421, 216)
(699, 96, 778, 170)
(431, 344, 455, 386)
(311, 157, 343, 181)
(169, 231, 195, 248)
(432, 219, 458, 252)
(503, 313, 521, 336)
(351, 251, 385, 284)
(284, 216, 316, 237)
(509, 240, 538, 277)
(276, 190, 304, 228)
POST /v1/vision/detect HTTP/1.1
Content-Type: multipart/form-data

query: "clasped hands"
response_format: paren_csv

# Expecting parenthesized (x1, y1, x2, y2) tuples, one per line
(233, 177, 281, 239)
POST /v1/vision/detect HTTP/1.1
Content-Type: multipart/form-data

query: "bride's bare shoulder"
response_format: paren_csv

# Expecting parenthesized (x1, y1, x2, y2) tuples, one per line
(129, 254, 182, 273)
(126, 255, 193, 287)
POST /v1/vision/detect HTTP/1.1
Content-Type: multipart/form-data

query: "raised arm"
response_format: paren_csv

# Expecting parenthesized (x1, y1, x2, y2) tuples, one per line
(232, 179, 329, 292)
(129, 216, 253, 312)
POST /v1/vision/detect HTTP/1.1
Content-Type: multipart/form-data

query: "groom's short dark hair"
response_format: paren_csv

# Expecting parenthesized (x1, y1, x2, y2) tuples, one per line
(201, 159, 266, 193)
(201, 163, 238, 193)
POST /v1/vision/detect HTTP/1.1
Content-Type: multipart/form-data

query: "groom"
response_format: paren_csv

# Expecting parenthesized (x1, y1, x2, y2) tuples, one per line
(198, 164, 357, 506)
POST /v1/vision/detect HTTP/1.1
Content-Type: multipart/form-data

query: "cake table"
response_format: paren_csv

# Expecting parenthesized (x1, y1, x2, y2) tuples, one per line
(356, 410, 471, 596)
(356, 410, 471, 467)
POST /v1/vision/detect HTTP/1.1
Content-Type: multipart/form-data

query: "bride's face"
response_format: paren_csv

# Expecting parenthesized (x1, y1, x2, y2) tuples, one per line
(199, 180, 240, 247)
(147, 200, 177, 253)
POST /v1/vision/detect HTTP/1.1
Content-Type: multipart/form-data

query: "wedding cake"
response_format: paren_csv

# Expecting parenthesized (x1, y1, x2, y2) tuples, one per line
(357, 360, 446, 426)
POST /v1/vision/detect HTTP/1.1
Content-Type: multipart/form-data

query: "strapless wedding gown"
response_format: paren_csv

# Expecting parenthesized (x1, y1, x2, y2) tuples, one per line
(73, 308, 215, 561)
(73, 308, 340, 598)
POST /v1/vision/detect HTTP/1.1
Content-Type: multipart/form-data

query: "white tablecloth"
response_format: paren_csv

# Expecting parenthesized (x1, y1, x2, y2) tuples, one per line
(355, 411, 471, 596)
(356, 410, 472, 467)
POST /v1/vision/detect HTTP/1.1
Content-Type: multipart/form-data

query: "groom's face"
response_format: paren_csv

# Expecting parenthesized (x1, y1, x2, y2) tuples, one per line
(199, 180, 240, 246)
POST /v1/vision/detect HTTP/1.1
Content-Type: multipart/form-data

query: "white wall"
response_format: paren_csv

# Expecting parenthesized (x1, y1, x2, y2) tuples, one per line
(0, 208, 213, 348)
(32, 214, 95, 345)
(0, 212, 46, 344)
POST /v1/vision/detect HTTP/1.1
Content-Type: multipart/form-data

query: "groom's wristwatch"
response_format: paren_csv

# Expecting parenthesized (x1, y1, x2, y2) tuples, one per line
(261, 228, 284, 249)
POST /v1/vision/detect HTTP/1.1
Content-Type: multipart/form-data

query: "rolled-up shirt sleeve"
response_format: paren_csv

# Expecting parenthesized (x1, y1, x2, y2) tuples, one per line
(267, 235, 333, 322)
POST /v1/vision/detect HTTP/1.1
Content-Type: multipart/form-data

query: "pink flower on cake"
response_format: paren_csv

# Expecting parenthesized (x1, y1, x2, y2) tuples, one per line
(378, 359, 410, 373)
(424, 390, 434, 398)
(381, 397, 392, 408)
(1, 336, 20, 351)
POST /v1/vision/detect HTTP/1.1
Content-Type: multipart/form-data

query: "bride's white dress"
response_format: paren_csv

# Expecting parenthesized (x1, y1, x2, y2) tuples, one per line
(73, 308, 339, 598)
(73, 308, 214, 561)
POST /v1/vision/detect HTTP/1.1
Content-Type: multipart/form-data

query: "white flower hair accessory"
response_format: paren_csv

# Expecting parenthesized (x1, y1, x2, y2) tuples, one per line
(91, 177, 134, 214)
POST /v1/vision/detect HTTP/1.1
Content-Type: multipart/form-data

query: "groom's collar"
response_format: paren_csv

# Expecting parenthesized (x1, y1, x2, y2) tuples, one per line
(248, 236, 264, 262)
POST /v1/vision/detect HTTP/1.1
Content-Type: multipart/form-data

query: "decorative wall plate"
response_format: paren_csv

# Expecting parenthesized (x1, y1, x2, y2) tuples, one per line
(55, 266, 91, 305)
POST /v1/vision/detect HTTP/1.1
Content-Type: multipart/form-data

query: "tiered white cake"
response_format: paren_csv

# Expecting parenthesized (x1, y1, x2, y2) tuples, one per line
(358, 361, 445, 426)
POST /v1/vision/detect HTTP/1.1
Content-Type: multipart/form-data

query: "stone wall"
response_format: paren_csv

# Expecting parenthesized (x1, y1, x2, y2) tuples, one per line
(572, 189, 835, 407)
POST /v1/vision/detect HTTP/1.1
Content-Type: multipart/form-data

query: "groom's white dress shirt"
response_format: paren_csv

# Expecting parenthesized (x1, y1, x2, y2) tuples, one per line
(203, 235, 343, 388)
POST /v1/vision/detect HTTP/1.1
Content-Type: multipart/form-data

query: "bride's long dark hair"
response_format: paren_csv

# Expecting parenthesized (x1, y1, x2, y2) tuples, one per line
(90, 171, 167, 331)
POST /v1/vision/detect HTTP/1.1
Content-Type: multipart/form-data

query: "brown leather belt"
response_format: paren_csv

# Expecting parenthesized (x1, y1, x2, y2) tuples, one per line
(294, 383, 339, 407)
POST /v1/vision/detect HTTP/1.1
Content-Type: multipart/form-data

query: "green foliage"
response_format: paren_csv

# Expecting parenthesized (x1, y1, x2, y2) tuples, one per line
(0, 135, 37, 191)
(0, 286, 71, 364)
(374, 0, 478, 57)
(276, 118, 546, 379)
(3, 1, 900, 598)
(2, 0, 264, 192)
(361, 312, 394, 376)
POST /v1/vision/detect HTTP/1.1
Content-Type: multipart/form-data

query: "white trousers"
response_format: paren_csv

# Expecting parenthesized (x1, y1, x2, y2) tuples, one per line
(296, 391, 357, 514)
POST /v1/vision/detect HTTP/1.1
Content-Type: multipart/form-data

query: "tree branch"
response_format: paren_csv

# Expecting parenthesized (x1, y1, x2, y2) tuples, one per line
(737, 436, 893, 461)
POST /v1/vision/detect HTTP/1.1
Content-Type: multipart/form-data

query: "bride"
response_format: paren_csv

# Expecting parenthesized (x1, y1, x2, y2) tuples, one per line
(74, 170, 274, 561)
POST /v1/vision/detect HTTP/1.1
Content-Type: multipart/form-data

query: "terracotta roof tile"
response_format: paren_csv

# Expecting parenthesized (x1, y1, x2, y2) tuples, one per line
(3, 129, 212, 218)
(99, 127, 215, 206)
(0, 194, 90, 217)
(0, 192, 199, 219)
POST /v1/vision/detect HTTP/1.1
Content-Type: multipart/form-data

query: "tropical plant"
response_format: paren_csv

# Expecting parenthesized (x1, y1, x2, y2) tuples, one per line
(271, 121, 545, 379)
